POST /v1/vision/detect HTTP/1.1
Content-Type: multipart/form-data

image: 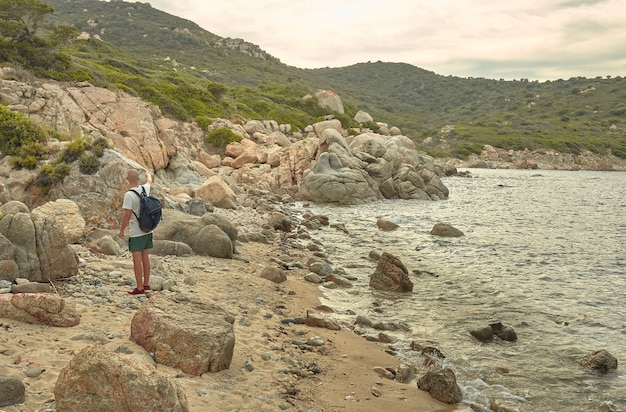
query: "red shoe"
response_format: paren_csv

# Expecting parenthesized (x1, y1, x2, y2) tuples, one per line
(128, 288, 145, 295)
(143, 285, 151, 291)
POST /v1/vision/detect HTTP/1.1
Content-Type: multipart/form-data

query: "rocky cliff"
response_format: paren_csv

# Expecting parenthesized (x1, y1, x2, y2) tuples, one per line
(0, 77, 448, 231)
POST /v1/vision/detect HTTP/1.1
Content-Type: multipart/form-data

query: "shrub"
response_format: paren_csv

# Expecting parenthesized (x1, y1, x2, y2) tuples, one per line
(79, 152, 100, 174)
(37, 163, 71, 194)
(10, 142, 48, 169)
(196, 116, 213, 130)
(205, 127, 242, 148)
(0, 105, 48, 155)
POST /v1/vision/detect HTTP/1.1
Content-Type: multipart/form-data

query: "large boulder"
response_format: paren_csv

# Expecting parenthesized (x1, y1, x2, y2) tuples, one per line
(31, 199, 86, 244)
(54, 344, 188, 412)
(315, 90, 344, 114)
(153, 210, 236, 258)
(130, 294, 235, 375)
(0, 202, 78, 282)
(0, 294, 80, 327)
(194, 175, 237, 209)
(369, 252, 413, 292)
(298, 152, 380, 204)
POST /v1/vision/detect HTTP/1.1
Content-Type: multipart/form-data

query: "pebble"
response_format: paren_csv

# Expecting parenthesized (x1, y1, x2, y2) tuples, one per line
(307, 336, 325, 347)
(26, 367, 45, 378)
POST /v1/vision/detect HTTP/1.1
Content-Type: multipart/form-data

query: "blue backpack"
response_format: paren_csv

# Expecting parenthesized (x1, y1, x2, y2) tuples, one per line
(129, 186, 162, 232)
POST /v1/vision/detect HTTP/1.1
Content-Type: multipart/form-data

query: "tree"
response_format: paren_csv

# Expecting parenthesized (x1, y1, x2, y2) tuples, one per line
(0, 0, 54, 42)
(0, 0, 76, 71)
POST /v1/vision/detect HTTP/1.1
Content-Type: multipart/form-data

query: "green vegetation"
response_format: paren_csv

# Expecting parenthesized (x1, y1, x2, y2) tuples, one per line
(0, 105, 48, 155)
(0, 0, 622, 161)
(205, 127, 242, 148)
(0, 0, 76, 74)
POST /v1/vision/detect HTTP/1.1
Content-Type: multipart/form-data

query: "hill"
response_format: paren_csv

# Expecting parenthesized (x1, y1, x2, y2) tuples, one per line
(11, 0, 626, 159)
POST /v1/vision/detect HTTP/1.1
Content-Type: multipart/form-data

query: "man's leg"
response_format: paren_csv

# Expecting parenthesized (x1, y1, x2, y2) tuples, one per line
(132, 251, 144, 291)
(141, 248, 151, 288)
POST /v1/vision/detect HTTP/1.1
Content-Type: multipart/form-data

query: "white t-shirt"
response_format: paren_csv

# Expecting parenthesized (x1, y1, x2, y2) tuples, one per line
(122, 184, 151, 237)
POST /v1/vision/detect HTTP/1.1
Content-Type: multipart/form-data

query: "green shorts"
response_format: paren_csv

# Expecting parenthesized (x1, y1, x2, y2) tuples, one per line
(129, 233, 153, 252)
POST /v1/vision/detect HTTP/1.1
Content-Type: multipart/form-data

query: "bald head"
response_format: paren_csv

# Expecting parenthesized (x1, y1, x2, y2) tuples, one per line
(126, 169, 139, 185)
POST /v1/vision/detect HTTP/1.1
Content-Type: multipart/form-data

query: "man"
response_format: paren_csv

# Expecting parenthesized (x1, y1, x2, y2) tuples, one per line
(118, 169, 153, 295)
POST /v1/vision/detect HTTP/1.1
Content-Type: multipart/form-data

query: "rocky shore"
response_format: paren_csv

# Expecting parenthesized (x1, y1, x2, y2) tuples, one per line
(442, 145, 626, 171)
(0, 201, 460, 412)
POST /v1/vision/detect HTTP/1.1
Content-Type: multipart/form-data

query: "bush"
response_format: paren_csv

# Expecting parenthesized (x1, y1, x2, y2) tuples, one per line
(205, 127, 242, 148)
(79, 152, 100, 174)
(10, 142, 48, 169)
(196, 116, 213, 130)
(0, 105, 48, 155)
(37, 162, 71, 194)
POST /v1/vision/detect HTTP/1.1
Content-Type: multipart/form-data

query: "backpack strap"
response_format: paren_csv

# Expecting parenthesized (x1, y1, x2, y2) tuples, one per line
(127, 187, 144, 220)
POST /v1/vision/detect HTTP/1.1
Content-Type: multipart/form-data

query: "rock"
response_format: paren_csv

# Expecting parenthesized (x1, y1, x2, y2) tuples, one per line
(195, 176, 237, 209)
(308, 260, 333, 277)
(305, 310, 341, 330)
(354, 110, 373, 123)
(0, 293, 80, 327)
(151, 240, 193, 257)
(31, 199, 86, 244)
(430, 223, 464, 237)
(470, 326, 494, 342)
(490, 322, 517, 342)
(417, 368, 463, 404)
(54, 344, 188, 412)
(0, 375, 25, 407)
(11, 282, 52, 294)
(130, 294, 235, 375)
(470, 322, 517, 343)
(260, 267, 287, 283)
(304, 273, 323, 283)
(153, 210, 235, 259)
(395, 363, 417, 383)
(298, 152, 380, 205)
(580, 350, 618, 374)
(315, 90, 344, 114)
(369, 252, 413, 292)
(0, 202, 79, 282)
(87, 235, 123, 256)
(376, 218, 399, 231)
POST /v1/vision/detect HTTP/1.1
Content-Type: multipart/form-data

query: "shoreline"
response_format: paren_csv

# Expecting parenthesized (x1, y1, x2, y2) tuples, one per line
(0, 233, 458, 411)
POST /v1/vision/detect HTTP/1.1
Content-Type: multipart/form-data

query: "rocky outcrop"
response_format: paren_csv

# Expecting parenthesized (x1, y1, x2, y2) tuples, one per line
(0, 79, 173, 172)
(0, 201, 79, 282)
(0, 293, 80, 327)
(447, 145, 626, 171)
(0, 77, 448, 227)
(130, 294, 236, 375)
(54, 344, 189, 412)
(369, 252, 413, 292)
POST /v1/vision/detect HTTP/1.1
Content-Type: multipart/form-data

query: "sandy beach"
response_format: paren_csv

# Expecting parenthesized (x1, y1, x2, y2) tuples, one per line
(0, 232, 458, 412)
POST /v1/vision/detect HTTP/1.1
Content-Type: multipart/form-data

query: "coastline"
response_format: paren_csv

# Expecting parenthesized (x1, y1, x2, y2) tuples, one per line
(0, 234, 458, 411)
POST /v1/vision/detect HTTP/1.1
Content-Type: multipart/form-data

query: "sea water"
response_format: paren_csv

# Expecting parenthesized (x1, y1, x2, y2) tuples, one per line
(299, 168, 626, 412)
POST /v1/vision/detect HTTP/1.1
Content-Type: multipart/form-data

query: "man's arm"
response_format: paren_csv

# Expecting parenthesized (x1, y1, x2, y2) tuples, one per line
(145, 171, 153, 185)
(119, 209, 132, 238)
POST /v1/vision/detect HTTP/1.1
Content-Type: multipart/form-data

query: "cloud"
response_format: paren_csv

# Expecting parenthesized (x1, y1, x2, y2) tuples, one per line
(146, 0, 626, 80)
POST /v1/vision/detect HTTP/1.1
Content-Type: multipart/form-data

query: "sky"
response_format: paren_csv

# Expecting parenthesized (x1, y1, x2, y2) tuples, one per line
(145, 0, 626, 81)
